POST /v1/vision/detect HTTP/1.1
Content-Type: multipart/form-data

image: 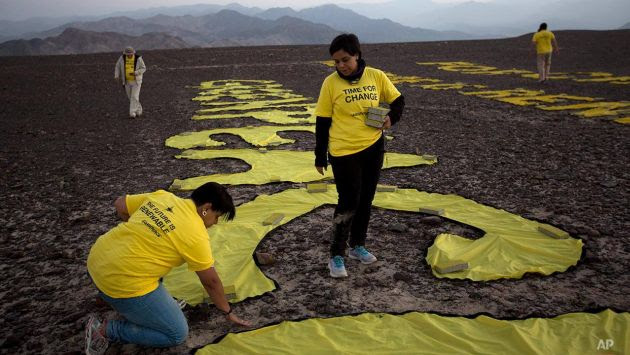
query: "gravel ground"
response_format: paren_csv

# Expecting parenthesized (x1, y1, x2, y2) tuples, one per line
(0, 29, 629, 354)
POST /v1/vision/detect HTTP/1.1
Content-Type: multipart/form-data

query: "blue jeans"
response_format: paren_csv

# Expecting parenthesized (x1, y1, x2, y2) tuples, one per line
(98, 283, 188, 347)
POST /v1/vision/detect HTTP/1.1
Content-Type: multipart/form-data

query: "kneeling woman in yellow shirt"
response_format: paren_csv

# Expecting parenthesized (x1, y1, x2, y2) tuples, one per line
(85, 182, 250, 354)
(314, 33, 405, 278)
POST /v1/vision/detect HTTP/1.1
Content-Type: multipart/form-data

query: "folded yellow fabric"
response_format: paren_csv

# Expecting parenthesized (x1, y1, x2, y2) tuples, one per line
(197, 309, 629, 355)
(169, 150, 433, 190)
(163, 188, 581, 305)
(165, 125, 315, 149)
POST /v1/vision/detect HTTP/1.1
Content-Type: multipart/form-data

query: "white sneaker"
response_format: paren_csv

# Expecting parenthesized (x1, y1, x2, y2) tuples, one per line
(129, 113, 136, 118)
(328, 256, 348, 278)
(348, 246, 377, 264)
(85, 314, 109, 355)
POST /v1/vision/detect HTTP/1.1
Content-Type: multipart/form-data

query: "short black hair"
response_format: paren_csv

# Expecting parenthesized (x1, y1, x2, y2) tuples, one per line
(538, 23, 547, 31)
(329, 33, 361, 59)
(191, 182, 235, 221)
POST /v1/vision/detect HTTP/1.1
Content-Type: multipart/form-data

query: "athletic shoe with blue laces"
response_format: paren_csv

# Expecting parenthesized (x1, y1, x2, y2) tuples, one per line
(348, 246, 377, 264)
(328, 256, 348, 278)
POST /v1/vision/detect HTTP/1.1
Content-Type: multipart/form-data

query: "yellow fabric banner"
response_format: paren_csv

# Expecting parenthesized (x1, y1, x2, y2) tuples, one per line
(169, 150, 433, 190)
(163, 188, 581, 305)
(165, 125, 315, 149)
(196, 309, 629, 354)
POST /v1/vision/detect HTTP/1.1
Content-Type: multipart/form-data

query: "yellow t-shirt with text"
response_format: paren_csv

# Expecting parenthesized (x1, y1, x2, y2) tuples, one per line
(315, 67, 401, 157)
(125, 55, 135, 82)
(87, 190, 214, 298)
(532, 30, 555, 54)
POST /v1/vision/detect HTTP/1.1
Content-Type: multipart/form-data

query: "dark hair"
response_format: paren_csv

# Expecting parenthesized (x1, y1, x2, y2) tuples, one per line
(329, 33, 361, 59)
(538, 23, 547, 32)
(191, 182, 235, 221)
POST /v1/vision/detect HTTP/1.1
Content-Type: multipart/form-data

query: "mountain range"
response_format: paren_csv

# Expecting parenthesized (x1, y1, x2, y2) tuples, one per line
(0, 28, 188, 56)
(1, 1, 628, 56)
(255, 5, 469, 43)
(348, 0, 630, 37)
(0, 5, 473, 56)
(22, 10, 342, 48)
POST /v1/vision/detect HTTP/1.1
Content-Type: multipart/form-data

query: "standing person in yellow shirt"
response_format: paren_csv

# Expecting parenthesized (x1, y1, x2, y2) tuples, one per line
(114, 46, 146, 118)
(531, 23, 559, 83)
(84, 182, 250, 354)
(314, 33, 405, 278)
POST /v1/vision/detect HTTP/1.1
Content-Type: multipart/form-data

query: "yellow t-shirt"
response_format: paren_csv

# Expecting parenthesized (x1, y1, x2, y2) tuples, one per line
(87, 190, 214, 298)
(124, 55, 135, 82)
(532, 30, 555, 54)
(315, 66, 401, 157)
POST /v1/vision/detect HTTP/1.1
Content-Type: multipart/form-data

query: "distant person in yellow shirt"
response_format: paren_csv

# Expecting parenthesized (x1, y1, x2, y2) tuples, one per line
(314, 33, 405, 278)
(531, 23, 559, 83)
(114, 46, 146, 118)
(84, 182, 250, 354)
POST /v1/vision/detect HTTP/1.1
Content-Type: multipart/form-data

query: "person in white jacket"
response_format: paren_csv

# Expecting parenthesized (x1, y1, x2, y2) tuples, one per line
(114, 46, 146, 118)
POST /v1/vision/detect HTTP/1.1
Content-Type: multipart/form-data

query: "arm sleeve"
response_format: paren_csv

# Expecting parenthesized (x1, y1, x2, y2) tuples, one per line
(379, 70, 402, 105)
(136, 57, 146, 75)
(125, 192, 151, 215)
(114, 57, 121, 78)
(315, 116, 332, 167)
(388, 95, 405, 126)
(314, 77, 333, 117)
(184, 238, 215, 272)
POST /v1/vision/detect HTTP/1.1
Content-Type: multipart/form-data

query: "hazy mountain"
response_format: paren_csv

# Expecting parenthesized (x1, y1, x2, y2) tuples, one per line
(194, 11, 339, 46)
(256, 4, 474, 42)
(256, 7, 299, 20)
(105, 3, 263, 20)
(0, 3, 263, 40)
(2, 0, 628, 42)
(620, 22, 630, 29)
(537, 0, 630, 29)
(411, 1, 530, 37)
(336, 0, 439, 25)
(19, 10, 341, 48)
(0, 10, 342, 55)
(225, 16, 341, 46)
(33, 16, 183, 39)
(0, 27, 188, 56)
(0, 16, 92, 38)
(341, 0, 630, 37)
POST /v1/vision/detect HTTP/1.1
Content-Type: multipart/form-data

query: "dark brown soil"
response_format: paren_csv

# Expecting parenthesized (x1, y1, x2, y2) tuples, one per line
(1, 30, 629, 354)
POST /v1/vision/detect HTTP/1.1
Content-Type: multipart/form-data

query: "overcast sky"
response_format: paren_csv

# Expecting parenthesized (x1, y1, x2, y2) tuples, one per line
(0, 0, 484, 20)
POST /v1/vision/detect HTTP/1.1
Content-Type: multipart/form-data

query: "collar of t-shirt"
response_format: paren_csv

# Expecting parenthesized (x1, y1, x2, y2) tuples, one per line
(336, 58, 366, 84)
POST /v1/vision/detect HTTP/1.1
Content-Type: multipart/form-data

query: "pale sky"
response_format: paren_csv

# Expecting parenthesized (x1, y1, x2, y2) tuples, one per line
(0, 0, 481, 21)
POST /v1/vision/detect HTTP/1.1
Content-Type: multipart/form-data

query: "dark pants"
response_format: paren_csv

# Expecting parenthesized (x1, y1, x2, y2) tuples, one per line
(329, 136, 384, 257)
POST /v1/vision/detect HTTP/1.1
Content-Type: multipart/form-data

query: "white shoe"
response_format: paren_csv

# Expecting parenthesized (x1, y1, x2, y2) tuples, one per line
(348, 246, 377, 264)
(328, 256, 348, 278)
(129, 113, 136, 118)
(85, 314, 109, 355)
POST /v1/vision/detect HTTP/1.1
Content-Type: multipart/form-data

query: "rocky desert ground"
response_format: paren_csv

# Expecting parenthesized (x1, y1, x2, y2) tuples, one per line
(1, 30, 629, 354)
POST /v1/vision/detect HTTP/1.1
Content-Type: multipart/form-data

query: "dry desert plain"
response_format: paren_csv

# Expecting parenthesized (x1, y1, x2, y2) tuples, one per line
(1, 30, 629, 354)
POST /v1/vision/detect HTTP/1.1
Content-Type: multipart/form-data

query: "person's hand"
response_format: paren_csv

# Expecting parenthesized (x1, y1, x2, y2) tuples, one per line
(381, 116, 392, 130)
(227, 312, 252, 327)
(316, 166, 326, 175)
(130, 72, 136, 77)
